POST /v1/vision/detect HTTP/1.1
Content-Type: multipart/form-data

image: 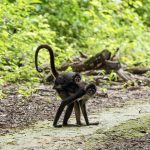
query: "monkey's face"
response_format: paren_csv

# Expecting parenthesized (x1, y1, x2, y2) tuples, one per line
(86, 83, 97, 96)
(87, 88, 96, 96)
(73, 74, 81, 83)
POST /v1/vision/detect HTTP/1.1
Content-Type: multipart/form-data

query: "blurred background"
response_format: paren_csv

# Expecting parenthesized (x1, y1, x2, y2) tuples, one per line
(0, 0, 150, 97)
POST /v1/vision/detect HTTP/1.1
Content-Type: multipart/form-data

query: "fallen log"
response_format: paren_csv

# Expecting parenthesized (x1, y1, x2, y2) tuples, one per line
(59, 49, 111, 72)
(59, 49, 133, 81)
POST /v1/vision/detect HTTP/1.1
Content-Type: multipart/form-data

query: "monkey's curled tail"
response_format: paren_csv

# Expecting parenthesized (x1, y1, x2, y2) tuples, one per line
(35, 44, 59, 78)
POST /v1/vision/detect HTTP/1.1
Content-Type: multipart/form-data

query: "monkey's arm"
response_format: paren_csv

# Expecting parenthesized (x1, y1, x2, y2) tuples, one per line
(79, 100, 99, 126)
(53, 89, 85, 127)
(79, 101, 89, 125)
(74, 101, 82, 125)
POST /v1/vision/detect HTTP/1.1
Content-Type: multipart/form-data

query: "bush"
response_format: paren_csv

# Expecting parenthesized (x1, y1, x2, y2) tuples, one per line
(0, 0, 150, 87)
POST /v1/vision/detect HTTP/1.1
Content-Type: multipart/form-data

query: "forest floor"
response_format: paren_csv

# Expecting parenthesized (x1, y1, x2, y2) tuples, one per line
(0, 83, 150, 150)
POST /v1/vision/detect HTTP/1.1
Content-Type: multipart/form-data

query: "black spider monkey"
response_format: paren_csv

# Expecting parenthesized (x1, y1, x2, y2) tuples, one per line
(35, 44, 99, 127)
(35, 44, 82, 126)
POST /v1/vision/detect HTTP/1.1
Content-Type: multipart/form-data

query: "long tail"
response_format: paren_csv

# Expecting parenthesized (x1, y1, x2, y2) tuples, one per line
(35, 44, 59, 78)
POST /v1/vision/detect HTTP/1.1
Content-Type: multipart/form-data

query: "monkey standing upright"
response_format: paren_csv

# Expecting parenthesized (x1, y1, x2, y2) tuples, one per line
(35, 44, 99, 127)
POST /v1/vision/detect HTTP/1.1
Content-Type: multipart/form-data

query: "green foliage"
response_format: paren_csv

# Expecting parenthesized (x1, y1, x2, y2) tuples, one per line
(108, 71, 118, 81)
(127, 0, 150, 26)
(144, 71, 150, 78)
(18, 82, 37, 97)
(0, 0, 150, 97)
(0, 0, 55, 83)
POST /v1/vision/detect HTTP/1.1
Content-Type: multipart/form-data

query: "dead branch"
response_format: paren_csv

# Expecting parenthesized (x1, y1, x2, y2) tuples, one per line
(125, 67, 150, 74)
(111, 47, 120, 61)
(58, 48, 149, 85)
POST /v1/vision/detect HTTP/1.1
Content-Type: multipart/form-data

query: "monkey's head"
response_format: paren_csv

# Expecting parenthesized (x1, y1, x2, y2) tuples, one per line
(86, 83, 97, 96)
(73, 73, 81, 83)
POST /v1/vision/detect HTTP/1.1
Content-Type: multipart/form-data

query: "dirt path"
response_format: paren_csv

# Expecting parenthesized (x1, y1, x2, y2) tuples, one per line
(0, 99, 150, 150)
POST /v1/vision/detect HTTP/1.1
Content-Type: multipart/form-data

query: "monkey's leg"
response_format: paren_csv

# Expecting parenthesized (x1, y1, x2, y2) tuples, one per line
(80, 101, 99, 126)
(53, 89, 85, 127)
(53, 100, 67, 127)
(74, 101, 82, 126)
(63, 103, 74, 126)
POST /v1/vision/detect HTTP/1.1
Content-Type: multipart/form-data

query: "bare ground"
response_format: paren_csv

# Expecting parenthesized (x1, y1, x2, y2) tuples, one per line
(0, 83, 150, 150)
